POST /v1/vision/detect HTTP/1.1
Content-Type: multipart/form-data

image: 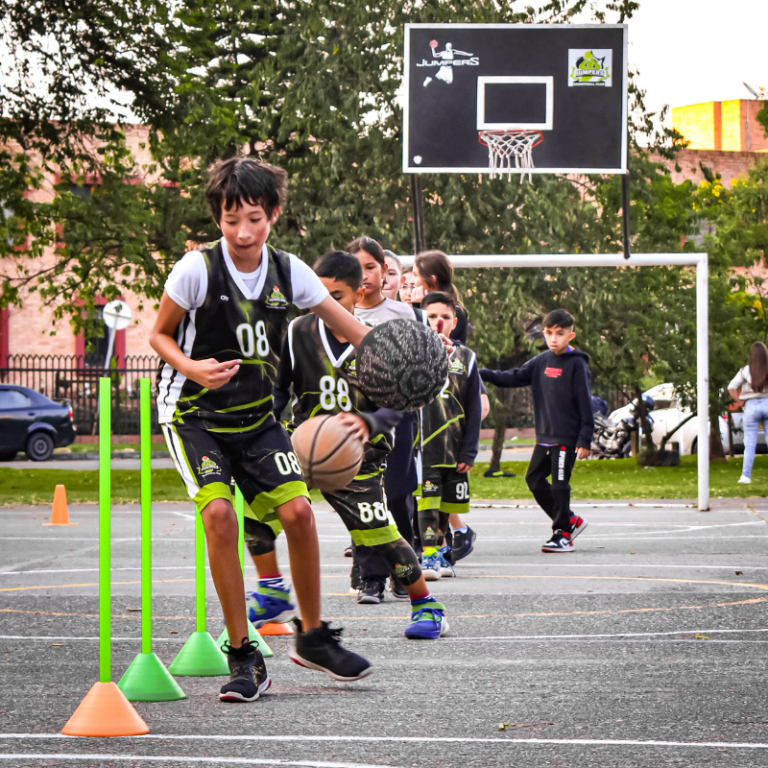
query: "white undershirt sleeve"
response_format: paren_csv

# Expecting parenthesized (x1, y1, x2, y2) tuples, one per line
(164, 251, 208, 310)
(288, 253, 330, 309)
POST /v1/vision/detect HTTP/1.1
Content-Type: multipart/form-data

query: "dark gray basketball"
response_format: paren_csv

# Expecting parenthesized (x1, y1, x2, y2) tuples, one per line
(357, 319, 449, 411)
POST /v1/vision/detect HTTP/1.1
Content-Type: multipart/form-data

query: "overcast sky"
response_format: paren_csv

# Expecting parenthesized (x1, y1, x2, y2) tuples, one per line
(619, 0, 767, 119)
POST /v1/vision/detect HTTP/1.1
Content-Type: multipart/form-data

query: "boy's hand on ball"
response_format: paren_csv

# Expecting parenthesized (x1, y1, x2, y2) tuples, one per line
(335, 413, 370, 443)
(456, 462, 472, 474)
(187, 358, 241, 389)
(576, 447, 591, 460)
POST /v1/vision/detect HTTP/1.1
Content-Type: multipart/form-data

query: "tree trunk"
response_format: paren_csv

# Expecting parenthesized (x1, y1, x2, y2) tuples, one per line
(488, 387, 515, 471)
(490, 420, 506, 472)
(709, 408, 727, 463)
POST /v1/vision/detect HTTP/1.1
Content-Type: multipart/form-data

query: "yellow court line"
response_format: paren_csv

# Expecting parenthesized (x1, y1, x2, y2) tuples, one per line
(3, 573, 768, 594)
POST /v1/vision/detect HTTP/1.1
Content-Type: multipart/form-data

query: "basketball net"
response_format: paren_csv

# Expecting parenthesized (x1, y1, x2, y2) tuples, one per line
(478, 130, 544, 183)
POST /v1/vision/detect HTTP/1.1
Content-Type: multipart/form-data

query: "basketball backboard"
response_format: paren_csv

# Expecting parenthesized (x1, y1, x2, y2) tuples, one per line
(403, 24, 627, 176)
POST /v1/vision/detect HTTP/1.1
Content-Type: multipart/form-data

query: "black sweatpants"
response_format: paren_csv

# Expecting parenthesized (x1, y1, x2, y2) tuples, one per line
(525, 444, 576, 533)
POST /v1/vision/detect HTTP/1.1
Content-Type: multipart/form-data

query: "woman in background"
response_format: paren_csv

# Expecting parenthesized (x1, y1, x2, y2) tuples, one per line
(728, 341, 768, 484)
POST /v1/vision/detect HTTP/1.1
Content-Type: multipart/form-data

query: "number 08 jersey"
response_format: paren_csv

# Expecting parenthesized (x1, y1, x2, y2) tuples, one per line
(157, 239, 328, 430)
(282, 314, 393, 473)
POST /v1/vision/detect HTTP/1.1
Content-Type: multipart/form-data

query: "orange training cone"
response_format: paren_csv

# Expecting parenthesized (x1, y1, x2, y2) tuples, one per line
(43, 485, 76, 526)
(62, 681, 149, 737)
(258, 621, 294, 636)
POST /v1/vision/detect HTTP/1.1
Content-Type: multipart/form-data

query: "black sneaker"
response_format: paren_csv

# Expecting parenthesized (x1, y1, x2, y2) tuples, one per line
(219, 638, 271, 702)
(452, 526, 477, 561)
(483, 468, 516, 478)
(541, 530, 574, 553)
(357, 578, 385, 604)
(388, 577, 409, 600)
(290, 619, 373, 682)
(349, 561, 362, 593)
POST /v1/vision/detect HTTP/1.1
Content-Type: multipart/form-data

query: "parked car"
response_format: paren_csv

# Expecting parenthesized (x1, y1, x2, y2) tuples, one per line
(0, 385, 76, 461)
(608, 383, 743, 456)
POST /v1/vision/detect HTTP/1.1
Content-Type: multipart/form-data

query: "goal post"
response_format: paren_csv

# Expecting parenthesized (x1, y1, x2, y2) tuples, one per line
(400, 253, 710, 511)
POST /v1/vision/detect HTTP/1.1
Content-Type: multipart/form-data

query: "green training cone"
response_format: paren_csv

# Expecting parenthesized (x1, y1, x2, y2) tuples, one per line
(168, 631, 229, 676)
(217, 620, 274, 658)
(118, 652, 187, 701)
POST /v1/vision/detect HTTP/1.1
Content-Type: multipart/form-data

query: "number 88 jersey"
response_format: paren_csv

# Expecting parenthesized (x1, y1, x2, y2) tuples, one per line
(283, 314, 393, 472)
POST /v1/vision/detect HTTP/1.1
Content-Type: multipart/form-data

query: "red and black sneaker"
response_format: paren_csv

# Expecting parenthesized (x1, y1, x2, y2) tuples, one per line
(569, 515, 588, 540)
(541, 530, 574, 553)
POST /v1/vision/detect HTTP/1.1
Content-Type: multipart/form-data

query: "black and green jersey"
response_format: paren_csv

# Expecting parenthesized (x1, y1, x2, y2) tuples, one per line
(421, 344, 482, 469)
(277, 314, 393, 475)
(158, 239, 326, 431)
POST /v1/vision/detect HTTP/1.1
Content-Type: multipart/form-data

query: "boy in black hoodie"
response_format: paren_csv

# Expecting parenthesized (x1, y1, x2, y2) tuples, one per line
(480, 310, 594, 552)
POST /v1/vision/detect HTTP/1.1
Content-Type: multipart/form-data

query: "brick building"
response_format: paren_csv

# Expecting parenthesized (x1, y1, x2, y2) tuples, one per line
(0, 125, 159, 365)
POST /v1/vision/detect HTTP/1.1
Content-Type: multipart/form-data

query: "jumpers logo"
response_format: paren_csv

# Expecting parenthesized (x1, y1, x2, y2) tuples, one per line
(417, 40, 479, 88)
(557, 447, 566, 481)
(544, 367, 563, 378)
(568, 49, 612, 87)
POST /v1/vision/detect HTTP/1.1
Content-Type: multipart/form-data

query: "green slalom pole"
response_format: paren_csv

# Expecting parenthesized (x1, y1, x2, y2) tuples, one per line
(169, 493, 228, 676)
(119, 378, 186, 701)
(99, 377, 111, 684)
(217, 486, 273, 657)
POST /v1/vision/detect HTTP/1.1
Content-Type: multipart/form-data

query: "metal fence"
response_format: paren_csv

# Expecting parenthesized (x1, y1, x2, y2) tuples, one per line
(1, 354, 634, 436)
(0, 354, 161, 435)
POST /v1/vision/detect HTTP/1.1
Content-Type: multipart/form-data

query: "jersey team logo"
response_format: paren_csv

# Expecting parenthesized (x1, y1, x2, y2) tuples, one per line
(449, 358, 466, 376)
(423, 479, 438, 493)
(568, 49, 612, 87)
(265, 285, 288, 309)
(344, 359, 357, 377)
(198, 455, 221, 477)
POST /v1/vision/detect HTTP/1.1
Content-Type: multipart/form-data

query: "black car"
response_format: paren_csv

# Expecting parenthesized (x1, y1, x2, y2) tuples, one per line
(0, 385, 76, 461)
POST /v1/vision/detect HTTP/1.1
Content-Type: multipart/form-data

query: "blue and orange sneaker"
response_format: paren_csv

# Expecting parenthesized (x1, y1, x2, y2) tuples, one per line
(246, 588, 295, 629)
(404, 599, 449, 640)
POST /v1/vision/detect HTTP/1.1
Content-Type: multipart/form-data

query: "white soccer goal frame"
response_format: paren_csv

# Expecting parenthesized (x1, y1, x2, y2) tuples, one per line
(401, 253, 710, 511)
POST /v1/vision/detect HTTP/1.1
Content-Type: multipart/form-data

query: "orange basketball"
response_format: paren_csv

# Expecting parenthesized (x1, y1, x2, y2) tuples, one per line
(291, 415, 364, 492)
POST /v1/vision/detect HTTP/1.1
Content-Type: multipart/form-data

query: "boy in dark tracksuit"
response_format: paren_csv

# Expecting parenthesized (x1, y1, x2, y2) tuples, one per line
(479, 309, 594, 553)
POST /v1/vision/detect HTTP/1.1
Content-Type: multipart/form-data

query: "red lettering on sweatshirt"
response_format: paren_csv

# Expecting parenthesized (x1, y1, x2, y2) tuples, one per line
(544, 367, 563, 378)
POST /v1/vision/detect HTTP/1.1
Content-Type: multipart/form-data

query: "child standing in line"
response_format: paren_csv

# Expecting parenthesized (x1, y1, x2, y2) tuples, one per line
(266, 250, 449, 638)
(479, 309, 594, 553)
(418, 292, 482, 579)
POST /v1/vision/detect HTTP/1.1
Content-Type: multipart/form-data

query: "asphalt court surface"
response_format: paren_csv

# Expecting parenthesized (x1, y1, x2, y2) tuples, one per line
(1, 497, 768, 767)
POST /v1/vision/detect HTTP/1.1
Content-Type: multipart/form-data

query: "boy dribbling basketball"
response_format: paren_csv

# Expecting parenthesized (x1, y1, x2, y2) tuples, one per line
(150, 158, 373, 702)
(418, 293, 482, 579)
(265, 250, 449, 639)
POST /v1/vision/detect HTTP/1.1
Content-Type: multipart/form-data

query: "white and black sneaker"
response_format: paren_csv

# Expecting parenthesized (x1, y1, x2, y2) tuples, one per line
(541, 530, 574, 553)
(357, 578, 385, 605)
(290, 619, 373, 682)
(219, 638, 271, 702)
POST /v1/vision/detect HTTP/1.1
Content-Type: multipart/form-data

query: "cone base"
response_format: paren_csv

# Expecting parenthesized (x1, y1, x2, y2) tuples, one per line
(217, 620, 274, 658)
(168, 631, 229, 677)
(259, 621, 294, 636)
(118, 652, 186, 701)
(43, 522, 78, 526)
(62, 681, 149, 737)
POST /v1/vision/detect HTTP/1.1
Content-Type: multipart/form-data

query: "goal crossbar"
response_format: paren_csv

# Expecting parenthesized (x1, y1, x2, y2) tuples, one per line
(400, 253, 710, 511)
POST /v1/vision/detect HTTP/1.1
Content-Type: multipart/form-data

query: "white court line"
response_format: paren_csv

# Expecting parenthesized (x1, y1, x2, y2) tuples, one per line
(3, 628, 768, 644)
(3, 562, 768, 578)
(3, 734, 768, 750)
(471, 502, 698, 509)
(0, 755, 399, 768)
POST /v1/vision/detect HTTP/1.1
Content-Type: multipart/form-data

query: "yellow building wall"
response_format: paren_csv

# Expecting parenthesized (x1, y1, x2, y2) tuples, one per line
(720, 100, 742, 152)
(672, 102, 718, 150)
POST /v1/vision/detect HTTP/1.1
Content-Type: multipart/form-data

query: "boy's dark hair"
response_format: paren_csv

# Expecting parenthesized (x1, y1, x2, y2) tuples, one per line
(421, 291, 456, 315)
(314, 250, 363, 290)
(542, 309, 575, 329)
(206, 157, 288, 225)
(346, 236, 386, 267)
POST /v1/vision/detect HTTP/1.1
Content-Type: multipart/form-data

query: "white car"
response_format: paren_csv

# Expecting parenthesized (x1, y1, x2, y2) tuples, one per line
(608, 383, 733, 455)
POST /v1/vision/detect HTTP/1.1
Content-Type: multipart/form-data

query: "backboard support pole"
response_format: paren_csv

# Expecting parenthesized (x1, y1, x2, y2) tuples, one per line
(410, 174, 427, 255)
(621, 172, 631, 260)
